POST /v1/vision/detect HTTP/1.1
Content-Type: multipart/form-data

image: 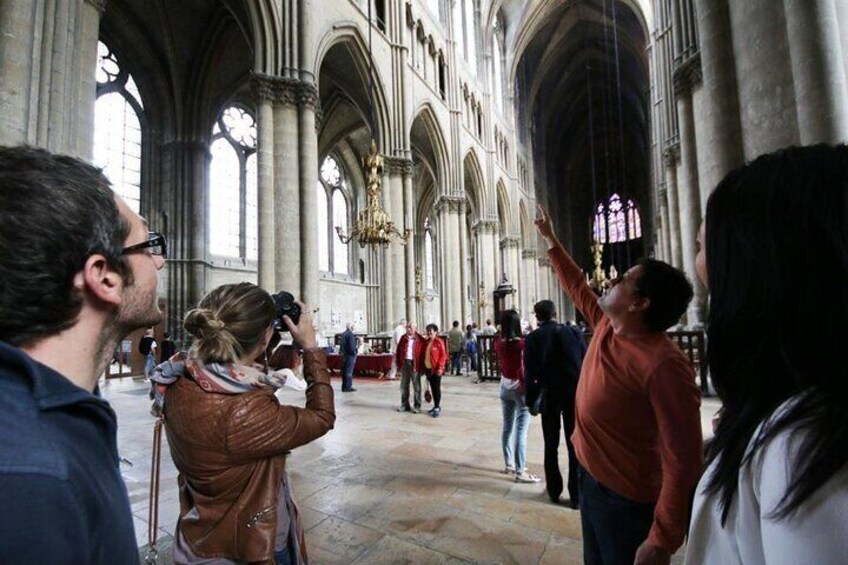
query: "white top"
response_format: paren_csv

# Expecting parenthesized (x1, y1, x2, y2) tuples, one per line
(685, 399, 848, 565)
(404, 335, 416, 360)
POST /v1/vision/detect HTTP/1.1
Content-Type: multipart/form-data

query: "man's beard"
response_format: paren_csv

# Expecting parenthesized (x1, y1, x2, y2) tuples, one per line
(115, 276, 163, 335)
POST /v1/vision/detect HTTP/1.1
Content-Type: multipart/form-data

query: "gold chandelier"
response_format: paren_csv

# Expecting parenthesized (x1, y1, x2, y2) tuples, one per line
(335, 140, 410, 248)
(586, 239, 618, 291)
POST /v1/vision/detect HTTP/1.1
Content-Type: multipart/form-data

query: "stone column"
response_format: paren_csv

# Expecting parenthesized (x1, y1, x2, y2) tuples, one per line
(458, 203, 470, 325)
(274, 82, 301, 296)
(251, 75, 277, 291)
(72, 0, 106, 158)
(663, 147, 684, 270)
(162, 140, 209, 329)
(403, 172, 416, 322)
(477, 219, 498, 322)
(728, 0, 799, 158)
(436, 196, 464, 324)
(694, 0, 744, 206)
(659, 189, 673, 262)
(500, 236, 520, 311)
(522, 249, 537, 319)
(382, 170, 395, 329)
(298, 82, 320, 305)
(675, 92, 706, 327)
(386, 157, 413, 329)
(784, 0, 848, 144)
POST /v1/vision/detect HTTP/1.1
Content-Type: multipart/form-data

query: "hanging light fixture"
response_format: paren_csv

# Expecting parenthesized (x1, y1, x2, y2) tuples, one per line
(335, 2, 409, 248)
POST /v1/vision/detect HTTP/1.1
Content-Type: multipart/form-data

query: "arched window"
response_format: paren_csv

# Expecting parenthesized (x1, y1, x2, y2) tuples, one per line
(592, 193, 642, 243)
(94, 41, 143, 213)
(209, 105, 257, 259)
(424, 216, 435, 289)
(317, 155, 350, 276)
(453, 0, 465, 58)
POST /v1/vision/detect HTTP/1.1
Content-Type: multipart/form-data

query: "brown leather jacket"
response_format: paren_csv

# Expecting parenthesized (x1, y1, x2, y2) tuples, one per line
(163, 349, 335, 563)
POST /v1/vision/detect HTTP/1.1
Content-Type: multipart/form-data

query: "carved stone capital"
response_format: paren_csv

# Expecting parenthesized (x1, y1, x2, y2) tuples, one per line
(298, 82, 319, 110)
(473, 219, 499, 234)
(673, 53, 702, 98)
(384, 156, 414, 177)
(663, 143, 681, 167)
(250, 73, 310, 107)
(538, 257, 551, 267)
(436, 195, 465, 214)
(500, 236, 520, 249)
(522, 249, 537, 259)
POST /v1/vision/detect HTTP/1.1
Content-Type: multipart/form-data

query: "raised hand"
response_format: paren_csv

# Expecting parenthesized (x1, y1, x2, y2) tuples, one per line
(283, 300, 317, 349)
(535, 204, 555, 241)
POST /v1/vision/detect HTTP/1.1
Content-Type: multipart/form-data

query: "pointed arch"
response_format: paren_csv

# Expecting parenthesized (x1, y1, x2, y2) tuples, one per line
(462, 149, 486, 221)
(519, 199, 532, 248)
(410, 102, 450, 195)
(496, 178, 512, 235)
(314, 23, 392, 149)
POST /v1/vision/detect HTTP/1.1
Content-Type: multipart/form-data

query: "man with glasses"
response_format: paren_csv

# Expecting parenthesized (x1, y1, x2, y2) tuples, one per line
(535, 205, 702, 565)
(0, 146, 166, 562)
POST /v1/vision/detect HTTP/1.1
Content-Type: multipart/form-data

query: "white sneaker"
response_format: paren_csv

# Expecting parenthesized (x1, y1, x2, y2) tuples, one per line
(503, 466, 516, 475)
(515, 471, 542, 483)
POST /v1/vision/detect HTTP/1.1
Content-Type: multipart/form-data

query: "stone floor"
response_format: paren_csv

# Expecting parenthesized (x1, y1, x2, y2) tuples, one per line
(103, 371, 720, 564)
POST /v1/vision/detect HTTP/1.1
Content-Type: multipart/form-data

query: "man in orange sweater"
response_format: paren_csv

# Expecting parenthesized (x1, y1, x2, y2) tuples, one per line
(535, 205, 703, 565)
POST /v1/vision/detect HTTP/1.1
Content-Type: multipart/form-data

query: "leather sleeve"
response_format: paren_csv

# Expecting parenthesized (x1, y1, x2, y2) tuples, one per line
(224, 349, 335, 462)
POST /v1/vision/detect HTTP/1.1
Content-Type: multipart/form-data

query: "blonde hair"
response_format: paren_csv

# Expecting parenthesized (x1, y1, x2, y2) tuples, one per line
(183, 282, 276, 364)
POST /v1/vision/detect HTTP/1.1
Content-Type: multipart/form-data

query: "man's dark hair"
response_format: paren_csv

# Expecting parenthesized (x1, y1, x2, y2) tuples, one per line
(632, 259, 693, 332)
(533, 300, 556, 322)
(0, 146, 130, 347)
(452, 320, 459, 327)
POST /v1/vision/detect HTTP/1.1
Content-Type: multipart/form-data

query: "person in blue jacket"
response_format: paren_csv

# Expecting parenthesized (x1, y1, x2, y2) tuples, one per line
(340, 322, 358, 392)
(0, 146, 166, 562)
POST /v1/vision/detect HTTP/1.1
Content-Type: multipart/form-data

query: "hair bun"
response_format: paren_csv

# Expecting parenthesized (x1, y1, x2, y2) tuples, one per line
(184, 307, 225, 339)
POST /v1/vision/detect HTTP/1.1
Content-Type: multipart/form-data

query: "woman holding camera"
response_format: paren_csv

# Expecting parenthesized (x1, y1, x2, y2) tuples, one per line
(151, 282, 335, 564)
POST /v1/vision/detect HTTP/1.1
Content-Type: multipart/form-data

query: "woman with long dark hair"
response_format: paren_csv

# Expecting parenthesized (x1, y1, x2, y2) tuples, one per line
(495, 309, 541, 483)
(685, 145, 848, 563)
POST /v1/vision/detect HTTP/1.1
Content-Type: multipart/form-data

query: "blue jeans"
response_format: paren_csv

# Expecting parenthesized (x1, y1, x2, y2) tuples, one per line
(500, 385, 530, 471)
(450, 352, 463, 374)
(342, 354, 356, 390)
(578, 465, 655, 565)
(143, 353, 156, 378)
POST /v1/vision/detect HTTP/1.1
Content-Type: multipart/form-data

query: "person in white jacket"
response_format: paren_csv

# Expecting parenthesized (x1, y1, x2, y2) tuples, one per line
(685, 144, 848, 565)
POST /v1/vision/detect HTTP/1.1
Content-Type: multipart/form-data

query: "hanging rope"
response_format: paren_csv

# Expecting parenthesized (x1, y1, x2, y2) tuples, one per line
(584, 28, 598, 240)
(366, 0, 379, 148)
(610, 0, 632, 266)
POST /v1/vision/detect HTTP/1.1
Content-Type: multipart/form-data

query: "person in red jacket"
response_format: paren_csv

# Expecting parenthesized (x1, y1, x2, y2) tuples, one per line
(394, 321, 425, 413)
(422, 323, 448, 418)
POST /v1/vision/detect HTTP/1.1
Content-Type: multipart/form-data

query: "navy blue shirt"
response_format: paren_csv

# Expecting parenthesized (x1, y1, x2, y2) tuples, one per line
(0, 341, 138, 564)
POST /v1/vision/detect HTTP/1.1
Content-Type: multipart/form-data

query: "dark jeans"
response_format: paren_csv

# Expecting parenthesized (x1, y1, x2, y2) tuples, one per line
(541, 394, 578, 504)
(426, 371, 442, 408)
(450, 352, 462, 374)
(578, 465, 655, 565)
(342, 354, 356, 390)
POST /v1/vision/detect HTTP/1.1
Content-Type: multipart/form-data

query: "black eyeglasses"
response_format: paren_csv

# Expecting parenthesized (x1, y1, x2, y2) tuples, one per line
(122, 231, 167, 258)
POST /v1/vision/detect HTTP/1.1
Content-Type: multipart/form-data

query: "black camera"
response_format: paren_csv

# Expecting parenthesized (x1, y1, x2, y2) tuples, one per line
(271, 291, 301, 331)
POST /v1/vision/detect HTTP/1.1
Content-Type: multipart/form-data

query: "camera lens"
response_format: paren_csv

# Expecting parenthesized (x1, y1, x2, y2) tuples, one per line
(272, 291, 301, 329)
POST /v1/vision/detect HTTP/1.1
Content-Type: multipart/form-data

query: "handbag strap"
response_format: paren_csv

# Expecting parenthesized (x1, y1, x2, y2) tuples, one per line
(145, 418, 164, 565)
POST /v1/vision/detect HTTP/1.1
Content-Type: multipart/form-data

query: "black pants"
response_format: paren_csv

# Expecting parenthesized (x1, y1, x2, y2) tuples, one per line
(426, 371, 442, 408)
(578, 465, 655, 565)
(541, 395, 579, 504)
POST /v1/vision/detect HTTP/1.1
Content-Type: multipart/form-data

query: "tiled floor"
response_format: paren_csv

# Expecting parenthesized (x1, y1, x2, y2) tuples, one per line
(103, 371, 720, 564)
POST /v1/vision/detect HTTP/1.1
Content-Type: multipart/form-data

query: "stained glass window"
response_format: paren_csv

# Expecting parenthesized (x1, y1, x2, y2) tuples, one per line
(592, 193, 642, 243)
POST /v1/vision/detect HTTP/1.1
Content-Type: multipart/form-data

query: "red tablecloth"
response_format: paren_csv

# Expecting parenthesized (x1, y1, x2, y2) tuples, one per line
(326, 353, 393, 377)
